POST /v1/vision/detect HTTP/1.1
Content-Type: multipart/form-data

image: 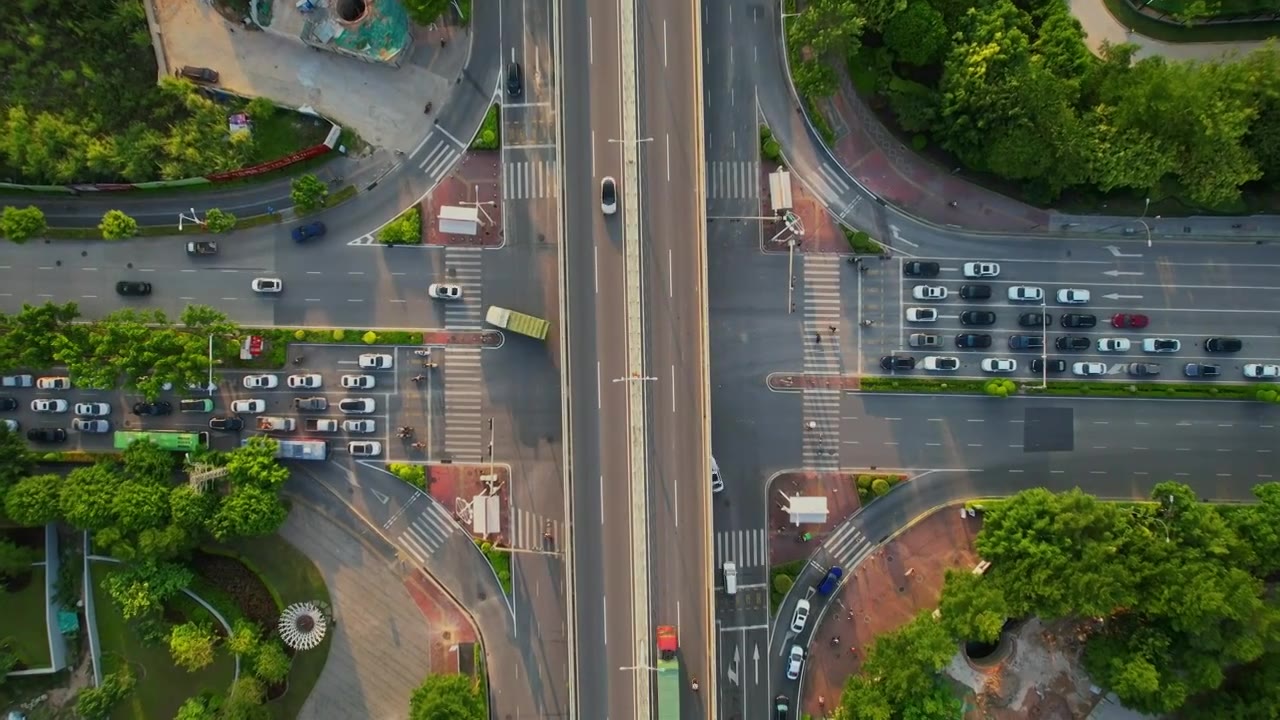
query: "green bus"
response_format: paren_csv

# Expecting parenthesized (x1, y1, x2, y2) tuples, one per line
(113, 430, 209, 452)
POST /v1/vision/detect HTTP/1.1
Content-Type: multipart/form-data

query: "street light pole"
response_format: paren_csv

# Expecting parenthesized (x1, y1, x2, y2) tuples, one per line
(207, 334, 215, 396)
(1138, 197, 1152, 248)
(1040, 298, 1047, 389)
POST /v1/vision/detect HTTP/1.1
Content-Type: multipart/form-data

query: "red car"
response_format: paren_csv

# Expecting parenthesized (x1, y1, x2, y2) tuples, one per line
(1111, 313, 1149, 328)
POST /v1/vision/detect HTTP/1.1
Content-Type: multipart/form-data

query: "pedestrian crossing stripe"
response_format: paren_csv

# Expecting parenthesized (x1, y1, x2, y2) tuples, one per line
(348, 234, 377, 246)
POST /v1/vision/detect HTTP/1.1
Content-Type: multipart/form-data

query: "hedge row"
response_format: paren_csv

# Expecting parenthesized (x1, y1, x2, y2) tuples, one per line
(861, 375, 1263, 402)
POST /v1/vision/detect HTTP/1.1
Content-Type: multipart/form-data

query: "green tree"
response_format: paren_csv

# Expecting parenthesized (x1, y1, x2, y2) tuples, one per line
(245, 96, 277, 121)
(75, 666, 135, 720)
(170, 485, 220, 530)
(290, 174, 329, 211)
(0, 301, 81, 373)
(0, 423, 35, 497)
(60, 462, 122, 531)
(222, 676, 269, 720)
(226, 618, 261, 657)
(409, 673, 486, 720)
(252, 640, 292, 683)
(174, 695, 219, 720)
(379, 207, 423, 245)
(111, 478, 171, 535)
(0, 539, 39, 581)
(98, 209, 139, 240)
(0, 205, 48, 243)
(882, 0, 948, 67)
(936, 569, 1009, 643)
(790, 0, 865, 56)
(169, 621, 218, 672)
(226, 436, 290, 490)
(203, 208, 236, 233)
(207, 485, 288, 540)
(102, 561, 193, 620)
(4, 473, 64, 526)
(123, 439, 177, 484)
(790, 58, 837, 99)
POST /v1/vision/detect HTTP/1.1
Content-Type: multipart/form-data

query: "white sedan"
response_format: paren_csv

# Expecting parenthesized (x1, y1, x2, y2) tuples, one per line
(287, 373, 322, 389)
(428, 283, 463, 300)
(906, 307, 938, 323)
(251, 277, 283, 293)
(1244, 364, 1280, 379)
(1073, 362, 1107, 376)
(1097, 338, 1131, 352)
(1007, 286, 1044, 302)
(338, 398, 376, 414)
(342, 419, 376, 433)
(74, 402, 110, 416)
(243, 374, 279, 389)
(358, 354, 393, 370)
(981, 358, 1018, 373)
(922, 356, 960, 371)
(790, 599, 811, 634)
(231, 399, 266, 413)
(963, 261, 1000, 278)
(31, 399, 68, 413)
(1056, 288, 1091, 304)
(341, 374, 376, 389)
(348, 441, 383, 457)
(36, 376, 72, 390)
(786, 645, 805, 681)
(911, 285, 948, 301)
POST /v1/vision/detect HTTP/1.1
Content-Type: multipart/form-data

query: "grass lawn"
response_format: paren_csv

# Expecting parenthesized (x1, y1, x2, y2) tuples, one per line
(247, 111, 333, 165)
(0, 566, 52, 668)
(90, 563, 235, 720)
(220, 534, 332, 720)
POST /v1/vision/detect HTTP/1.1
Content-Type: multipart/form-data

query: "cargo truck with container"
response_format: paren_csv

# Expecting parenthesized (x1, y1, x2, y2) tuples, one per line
(656, 625, 681, 720)
(485, 305, 550, 340)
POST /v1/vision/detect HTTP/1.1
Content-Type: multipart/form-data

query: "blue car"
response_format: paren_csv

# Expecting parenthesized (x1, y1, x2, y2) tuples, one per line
(817, 566, 843, 595)
(291, 221, 326, 242)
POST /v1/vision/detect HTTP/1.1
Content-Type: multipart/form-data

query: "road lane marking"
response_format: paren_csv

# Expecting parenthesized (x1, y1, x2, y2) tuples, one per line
(665, 134, 670, 183)
(668, 248, 673, 297)
(596, 362, 601, 410)
(306, 298, 321, 302)
(82, 267, 97, 271)
(348, 271, 365, 275)
(1090, 470, 1106, 475)
(38, 266, 53, 270)
(966, 419, 984, 423)
(180, 296, 195, 300)
(435, 124, 465, 148)
(80, 295, 96, 299)
(307, 271, 322, 275)
(670, 364, 675, 413)
(599, 475, 604, 524)
(602, 596, 607, 645)
(663, 20, 667, 67)
(219, 297, 236, 300)
(588, 17, 593, 64)
(347, 299, 364, 303)
(593, 245, 599, 294)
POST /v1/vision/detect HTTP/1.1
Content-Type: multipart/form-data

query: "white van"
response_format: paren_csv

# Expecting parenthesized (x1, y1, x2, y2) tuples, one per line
(723, 561, 738, 595)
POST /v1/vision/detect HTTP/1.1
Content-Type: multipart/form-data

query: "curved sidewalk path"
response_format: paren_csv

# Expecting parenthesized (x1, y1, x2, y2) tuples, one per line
(1068, 0, 1275, 60)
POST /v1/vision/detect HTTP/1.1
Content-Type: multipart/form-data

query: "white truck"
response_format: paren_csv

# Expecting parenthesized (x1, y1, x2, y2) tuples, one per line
(304, 419, 338, 433)
(1, 375, 33, 388)
(257, 416, 296, 432)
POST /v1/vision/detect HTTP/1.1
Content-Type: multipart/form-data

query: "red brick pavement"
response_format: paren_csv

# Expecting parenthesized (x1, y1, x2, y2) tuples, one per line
(423, 151, 504, 247)
(403, 569, 480, 673)
(420, 330, 502, 347)
(826, 71, 1051, 234)
(423, 463, 511, 544)
(767, 471, 867, 566)
(799, 509, 983, 719)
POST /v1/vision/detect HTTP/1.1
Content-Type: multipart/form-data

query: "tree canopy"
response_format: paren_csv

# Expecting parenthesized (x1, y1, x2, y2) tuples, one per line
(788, 0, 1280, 208)
(408, 673, 486, 720)
(835, 483, 1280, 719)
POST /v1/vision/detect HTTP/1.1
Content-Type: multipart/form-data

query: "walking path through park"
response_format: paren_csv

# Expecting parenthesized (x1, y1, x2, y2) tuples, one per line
(1067, 0, 1275, 60)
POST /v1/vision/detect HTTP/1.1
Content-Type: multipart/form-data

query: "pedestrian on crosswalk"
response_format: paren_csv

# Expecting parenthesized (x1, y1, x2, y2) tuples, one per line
(815, 332, 822, 345)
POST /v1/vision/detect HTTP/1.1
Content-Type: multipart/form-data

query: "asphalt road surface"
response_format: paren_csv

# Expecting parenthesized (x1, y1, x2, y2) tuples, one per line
(558, 0, 642, 715)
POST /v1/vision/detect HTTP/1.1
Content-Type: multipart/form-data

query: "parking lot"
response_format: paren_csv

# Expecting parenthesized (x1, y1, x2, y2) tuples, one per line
(0, 343, 475, 463)
(857, 256, 1278, 382)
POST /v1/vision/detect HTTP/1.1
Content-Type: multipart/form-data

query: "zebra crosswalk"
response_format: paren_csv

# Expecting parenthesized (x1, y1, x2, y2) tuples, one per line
(802, 255, 843, 471)
(397, 500, 458, 565)
(443, 247, 484, 330)
(706, 160, 761, 200)
(715, 528, 767, 569)
(823, 521, 872, 569)
(805, 162, 852, 204)
(417, 137, 462, 184)
(512, 508, 564, 551)
(503, 159, 558, 200)
(443, 347, 483, 462)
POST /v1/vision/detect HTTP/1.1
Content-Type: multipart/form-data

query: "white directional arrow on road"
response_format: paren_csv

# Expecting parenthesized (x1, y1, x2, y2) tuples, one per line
(1103, 293, 1143, 300)
(727, 645, 740, 686)
(1102, 269, 1143, 277)
(888, 225, 919, 248)
(1104, 245, 1143, 258)
(753, 644, 760, 684)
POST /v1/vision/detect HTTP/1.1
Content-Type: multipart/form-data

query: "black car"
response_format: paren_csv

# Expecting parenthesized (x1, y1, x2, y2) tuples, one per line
(27, 427, 67, 443)
(955, 333, 992, 349)
(1009, 335, 1045, 351)
(132, 401, 173, 416)
(1061, 313, 1097, 328)
(176, 65, 219, 83)
(1128, 362, 1161, 377)
(1018, 312, 1051, 327)
(1205, 337, 1243, 353)
(1185, 363, 1221, 378)
(959, 284, 991, 300)
(0, 397, 16, 411)
(1031, 358, 1068, 373)
(506, 61, 523, 96)
(879, 355, 916, 371)
(774, 695, 791, 720)
(116, 281, 152, 296)
(959, 310, 996, 326)
(1055, 335, 1091, 351)
(209, 415, 244, 432)
(902, 261, 940, 278)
